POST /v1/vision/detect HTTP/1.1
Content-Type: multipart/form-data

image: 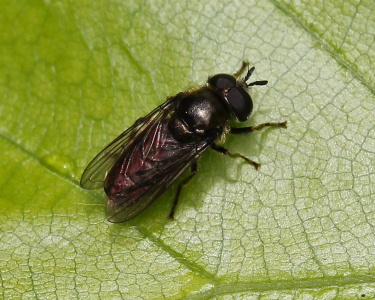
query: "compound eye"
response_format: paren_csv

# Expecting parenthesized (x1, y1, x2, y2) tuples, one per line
(208, 74, 236, 91)
(226, 87, 253, 121)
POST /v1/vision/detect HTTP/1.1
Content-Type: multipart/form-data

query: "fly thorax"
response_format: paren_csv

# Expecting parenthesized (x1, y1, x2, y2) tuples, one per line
(170, 88, 230, 142)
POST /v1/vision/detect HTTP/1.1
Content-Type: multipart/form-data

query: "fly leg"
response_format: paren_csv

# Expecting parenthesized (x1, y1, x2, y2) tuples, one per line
(168, 160, 198, 219)
(211, 143, 260, 170)
(212, 121, 287, 169)
(230, 121, 287, 134)
(233, 61, 250, 78)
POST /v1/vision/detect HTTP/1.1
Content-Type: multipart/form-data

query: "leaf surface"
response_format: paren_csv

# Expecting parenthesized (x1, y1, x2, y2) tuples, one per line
(1, 0, 374, 299)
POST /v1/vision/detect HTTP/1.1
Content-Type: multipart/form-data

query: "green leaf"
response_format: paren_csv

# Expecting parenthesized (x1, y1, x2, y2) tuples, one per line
(1, 0, 374, 299)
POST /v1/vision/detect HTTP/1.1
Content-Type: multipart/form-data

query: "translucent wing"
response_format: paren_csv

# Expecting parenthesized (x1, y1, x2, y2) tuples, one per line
(104, 120, 212, 222)
(80, 98, 175, 189)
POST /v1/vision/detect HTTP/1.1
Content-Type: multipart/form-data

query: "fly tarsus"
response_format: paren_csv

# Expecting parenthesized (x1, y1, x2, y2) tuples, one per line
(229, 121, 287, 134)
(211, 143, 260, 170)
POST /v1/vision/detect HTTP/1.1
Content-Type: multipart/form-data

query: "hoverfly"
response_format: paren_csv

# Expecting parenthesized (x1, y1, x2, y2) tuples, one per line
(80, 62, 287, 223)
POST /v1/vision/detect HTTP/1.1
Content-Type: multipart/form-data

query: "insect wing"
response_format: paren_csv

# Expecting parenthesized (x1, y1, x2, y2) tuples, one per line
(80, 98, 175, 190)
(105, 123, 211, 223)
(106, 151, 197, 222)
